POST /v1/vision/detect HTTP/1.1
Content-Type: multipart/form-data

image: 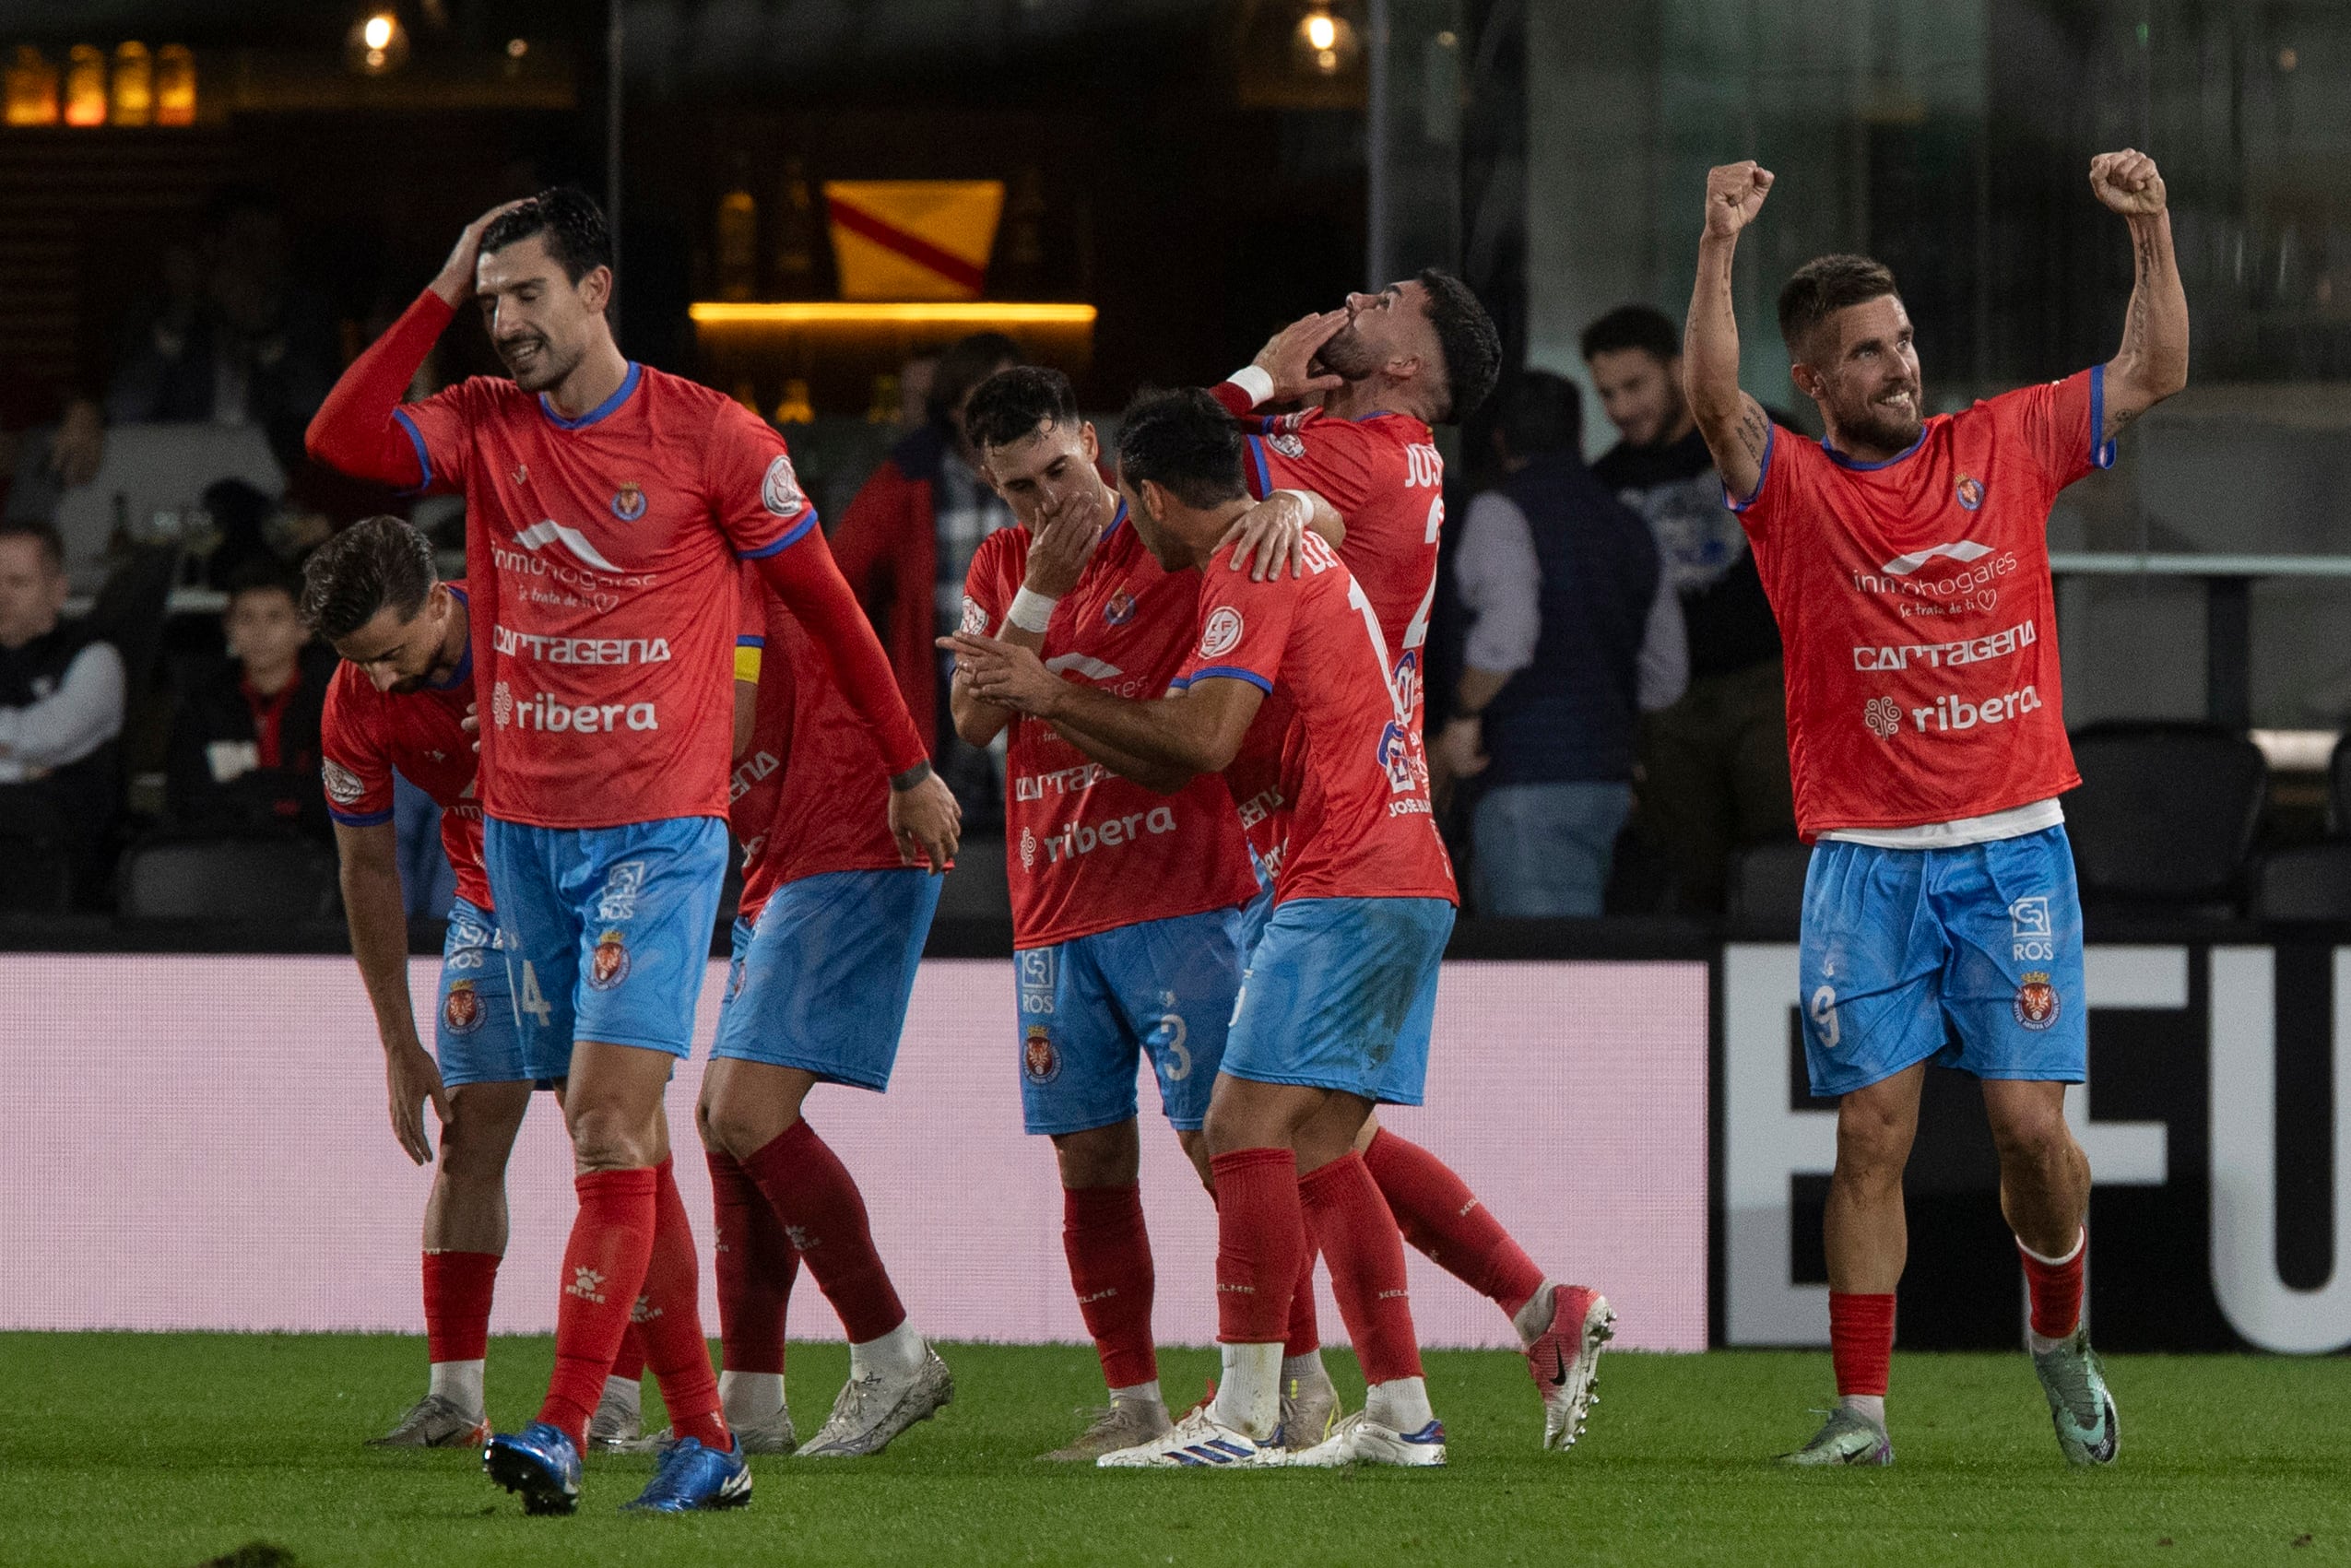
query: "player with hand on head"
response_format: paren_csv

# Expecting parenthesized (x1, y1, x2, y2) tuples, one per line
(941, 365, 1341, 1460)
(1684, 151, 2185, 1467)
(308, 515, 532, 1451)
(306, 187, 956, 1515)
(952, 388, 1458, 1469)
(1211, 275, 1616, 1453)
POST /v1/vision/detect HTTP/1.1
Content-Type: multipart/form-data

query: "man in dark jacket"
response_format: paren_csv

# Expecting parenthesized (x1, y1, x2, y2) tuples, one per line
(0, 520, 125, 907)
(1435, 373, 1685, 916)
(167, 559, 334, 841)
(831, 332, 1023, 824)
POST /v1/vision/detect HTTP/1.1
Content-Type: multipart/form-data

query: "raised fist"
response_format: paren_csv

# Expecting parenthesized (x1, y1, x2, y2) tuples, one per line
(2089, 149, 2166, 217)
(1704, 161, 1775, 239)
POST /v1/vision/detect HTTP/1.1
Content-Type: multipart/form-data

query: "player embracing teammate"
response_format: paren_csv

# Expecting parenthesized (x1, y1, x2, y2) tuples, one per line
(308, 188, 955, 1514)
(1684, 150, 2186, 1465)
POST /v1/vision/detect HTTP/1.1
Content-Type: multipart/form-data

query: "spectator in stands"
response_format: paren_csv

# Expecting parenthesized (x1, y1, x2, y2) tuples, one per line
(832, 331, 1025, 826)
(0, 520, 125, 907)
(1435, 372, 1685, 917)
(165, 560, 334, 842)
(104, 186, 338, 474)
(1584, 303, 1795, 912)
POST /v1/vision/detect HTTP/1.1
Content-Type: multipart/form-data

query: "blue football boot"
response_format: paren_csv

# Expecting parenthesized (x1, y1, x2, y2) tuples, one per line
(483, 1421, 583, 1515)
(621, 1433, 752, 1513)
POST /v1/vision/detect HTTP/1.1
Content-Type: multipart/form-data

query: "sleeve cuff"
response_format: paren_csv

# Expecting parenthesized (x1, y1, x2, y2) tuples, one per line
(2088, 364, 2118, 470)
(1725, 422, 1776, 512)
(328, 807, 396, 828)
(1184, 665, 1274, 695)
(737, 511, 820, 560)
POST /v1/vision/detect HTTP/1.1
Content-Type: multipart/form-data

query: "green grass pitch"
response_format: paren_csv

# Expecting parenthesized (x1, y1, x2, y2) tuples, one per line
(6, 1333, 2346, 1567)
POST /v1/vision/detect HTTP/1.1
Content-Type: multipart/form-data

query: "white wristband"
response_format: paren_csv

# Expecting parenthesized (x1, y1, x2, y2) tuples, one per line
(1273, 488, 1316, 519)
(1226, 364, 1276, 408)
(1006, 586, 1058, 634)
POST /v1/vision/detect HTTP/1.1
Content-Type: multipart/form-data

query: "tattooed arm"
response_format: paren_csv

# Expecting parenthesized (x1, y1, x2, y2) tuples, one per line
(1684, 161, 1778, 503)
(2092, 149, 2189, 442)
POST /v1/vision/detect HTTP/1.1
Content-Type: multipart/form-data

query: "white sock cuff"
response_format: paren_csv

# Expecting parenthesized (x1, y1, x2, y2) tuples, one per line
(2017, 1227, 2085, 1268)
(1108, 1379, 1164, 1408)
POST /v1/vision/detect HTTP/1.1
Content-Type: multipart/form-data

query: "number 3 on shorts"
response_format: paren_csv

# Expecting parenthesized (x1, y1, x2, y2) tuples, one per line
(519, 960, 555, 1026)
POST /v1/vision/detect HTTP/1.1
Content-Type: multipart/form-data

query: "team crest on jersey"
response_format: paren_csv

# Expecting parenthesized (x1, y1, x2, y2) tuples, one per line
(1955, 475, 1986, 511)
(587, 929, 632, 990)
(609, 481, 648, 521)
(1023, 1024, 1060, 1083)
(1268, 434, 1306, 459)
(2013, 971, 2060, 1031)
(1863, 696, 1902, 738)
(322, 758, 366, 807)
(761, 454, 808, 518)
(443, 980, 486, 1036)
(1199, 607, 1245, 660)
(1104, 589, 1136, 627)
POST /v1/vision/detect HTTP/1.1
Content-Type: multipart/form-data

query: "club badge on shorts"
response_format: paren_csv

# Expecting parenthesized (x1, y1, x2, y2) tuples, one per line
(442, 980, 486, 1035)
(588, 929, 632, 990)
(1023, 1023, 1060, 1083)
(2014, 970, 2061, 1031)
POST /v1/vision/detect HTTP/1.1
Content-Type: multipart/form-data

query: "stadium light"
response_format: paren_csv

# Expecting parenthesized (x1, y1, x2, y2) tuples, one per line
(688, 301, 1097, 326)
(1294, 6, 1356, 76)
(347, 9, 409, 75)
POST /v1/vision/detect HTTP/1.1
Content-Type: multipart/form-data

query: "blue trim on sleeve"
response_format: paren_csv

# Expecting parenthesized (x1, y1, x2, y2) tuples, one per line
(1725, 421, 1775, 513)
(1245, 435, 1271, 499)
(2088, 363, 2118, 470)
(389, 407, 432, 495)
(328, 807, 396, 828)
(538, 361, 643, 430)
(736, 510, 820, 560)
(1185, 665, 1273, 695)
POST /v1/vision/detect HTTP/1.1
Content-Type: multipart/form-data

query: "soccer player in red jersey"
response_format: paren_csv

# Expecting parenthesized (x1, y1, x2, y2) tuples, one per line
(955, 387, 1460, 1468)
(1685, 152, 2186, 1467)
(678, 565, 951, 1457)
(306, 189, 957, 1515)
(1209, 277, 1617, 1451)
(304, 516, 530, 1450)
(944, 367, 1326, 1459)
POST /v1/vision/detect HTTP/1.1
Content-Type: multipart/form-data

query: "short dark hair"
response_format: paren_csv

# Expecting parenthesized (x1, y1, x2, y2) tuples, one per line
(1778, 253, 1900, 362)
(1580, 304, 1681, 365)
(299, 516, 436, 640)
(223, 558, 300, 608)
(1115, 388, 1247, 510)
(0, 520, 65, 573)
(1418, 267, 1501, 424)
(1497, 371, 1582, 458)
(963, 366, 1080, 453)
(929, 332, 1026, 425)
(480, 186, 613, 286)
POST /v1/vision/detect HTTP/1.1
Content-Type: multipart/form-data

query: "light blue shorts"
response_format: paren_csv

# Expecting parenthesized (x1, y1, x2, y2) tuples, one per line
(433, 897, 537, 1087)
(483, 815, 730, 1064)
(713, 867, 942, 1091)
(1800, 825, 2088, 1098)
(1016, 905, 1247, 1136)
(1222, 895, 1454, 1105)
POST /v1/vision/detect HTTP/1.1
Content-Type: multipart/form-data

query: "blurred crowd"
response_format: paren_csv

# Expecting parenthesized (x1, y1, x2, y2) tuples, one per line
(0, 180, 1795, 924)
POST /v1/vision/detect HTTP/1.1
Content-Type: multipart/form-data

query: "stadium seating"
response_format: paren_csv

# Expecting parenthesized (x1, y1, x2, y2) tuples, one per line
(1724, 838, 1811, 937)
(116, 835, 338, 923)
(2252, 732, 2351, 922)
(0, 786, 77, 915)
(2065, 721, 2267, 916)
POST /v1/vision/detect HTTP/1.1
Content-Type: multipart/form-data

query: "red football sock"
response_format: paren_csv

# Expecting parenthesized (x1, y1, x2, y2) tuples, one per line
(422, 1250, 499, 1365)
(1061, 1183, 1158, 1389)
(538, 1167, 657, 1446)
(1210, 1148, 1305, 1345)
(1300, 1152, 1424, 1385)
(2018, 1227, 2085, 1341)
(745, 1119, 906, 1344)
(1828, 1291, 1896, 1397)
(631, 1157, 728, 1451)
(1363, 1128, 1546, 1317)
(708, 1147, 796, 1375)
(1283, 1227, 1321, 1358)
(608, 1326, 645, 1385)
